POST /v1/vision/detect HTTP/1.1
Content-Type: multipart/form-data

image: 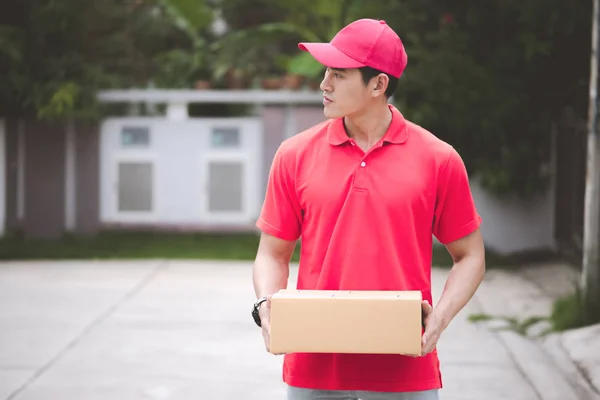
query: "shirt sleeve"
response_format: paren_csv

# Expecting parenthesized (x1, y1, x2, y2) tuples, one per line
(432, 147, 482, 244)
(255, 144, 303, 241)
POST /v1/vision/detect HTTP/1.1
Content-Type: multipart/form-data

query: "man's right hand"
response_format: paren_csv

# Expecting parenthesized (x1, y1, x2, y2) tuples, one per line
(259, 297, 285, 355)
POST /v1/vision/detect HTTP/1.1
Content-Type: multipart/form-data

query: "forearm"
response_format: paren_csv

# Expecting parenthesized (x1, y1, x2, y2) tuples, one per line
(434, 253, 485, 330)
(253, 252, 290, 299)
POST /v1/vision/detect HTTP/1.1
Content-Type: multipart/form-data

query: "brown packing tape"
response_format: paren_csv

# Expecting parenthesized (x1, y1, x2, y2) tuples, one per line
(269, 289, 423, 356)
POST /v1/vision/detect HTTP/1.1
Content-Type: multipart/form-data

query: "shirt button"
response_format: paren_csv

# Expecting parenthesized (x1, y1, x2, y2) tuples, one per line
(360, 161, 366, 167)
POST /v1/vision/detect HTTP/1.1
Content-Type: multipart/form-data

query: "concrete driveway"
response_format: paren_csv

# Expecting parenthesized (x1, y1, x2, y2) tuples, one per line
(0, 260, 586, 399)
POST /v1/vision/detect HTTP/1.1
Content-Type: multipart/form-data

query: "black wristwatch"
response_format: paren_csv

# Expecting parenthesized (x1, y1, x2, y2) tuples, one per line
(252, 296, 268, 327)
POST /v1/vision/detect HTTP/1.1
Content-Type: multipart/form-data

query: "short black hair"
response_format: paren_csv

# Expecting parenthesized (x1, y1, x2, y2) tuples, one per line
(358, 66, 398, 98)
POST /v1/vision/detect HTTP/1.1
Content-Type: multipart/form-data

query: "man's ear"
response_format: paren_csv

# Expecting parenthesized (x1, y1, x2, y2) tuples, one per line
(372, 74, 389, 96)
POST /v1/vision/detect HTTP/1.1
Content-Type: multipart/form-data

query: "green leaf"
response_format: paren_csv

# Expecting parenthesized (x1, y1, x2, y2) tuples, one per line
(159, 0, 213, 30)
(37, 82, 81, 119)
(468, 313, 495, 323)
(245, 22, 322, 43)
(158, 0, 212, 47)
(287, 52, 324, 78)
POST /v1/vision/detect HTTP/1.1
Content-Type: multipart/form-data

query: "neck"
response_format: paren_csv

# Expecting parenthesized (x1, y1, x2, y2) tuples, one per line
(343, 103, 392, 149)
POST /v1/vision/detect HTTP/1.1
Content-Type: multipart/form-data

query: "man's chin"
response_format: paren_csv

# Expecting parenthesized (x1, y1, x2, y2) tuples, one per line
(323, 107, 344, 119)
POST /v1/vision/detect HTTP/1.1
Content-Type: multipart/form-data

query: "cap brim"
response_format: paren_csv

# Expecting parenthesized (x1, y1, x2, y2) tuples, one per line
(298, 42, 366, 69)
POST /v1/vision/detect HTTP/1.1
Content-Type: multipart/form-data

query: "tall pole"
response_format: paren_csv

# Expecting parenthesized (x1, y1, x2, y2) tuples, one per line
(582, 0, 600, 323)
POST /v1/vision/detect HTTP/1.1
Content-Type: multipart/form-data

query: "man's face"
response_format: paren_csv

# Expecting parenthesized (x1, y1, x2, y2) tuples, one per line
(320, 67, 373, 119)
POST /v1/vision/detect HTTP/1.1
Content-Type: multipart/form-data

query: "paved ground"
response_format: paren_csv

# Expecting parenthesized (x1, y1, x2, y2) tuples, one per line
(0, 260, 597, 400)
(477, 264, 600, 400)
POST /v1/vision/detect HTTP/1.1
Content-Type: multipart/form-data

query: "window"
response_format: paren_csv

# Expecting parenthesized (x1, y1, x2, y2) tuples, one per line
(121, 126, 150, 147)
(211, 127, 240, 148)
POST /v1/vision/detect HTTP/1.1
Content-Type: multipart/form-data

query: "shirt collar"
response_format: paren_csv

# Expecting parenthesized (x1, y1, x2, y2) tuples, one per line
(327, 104, 409, 146)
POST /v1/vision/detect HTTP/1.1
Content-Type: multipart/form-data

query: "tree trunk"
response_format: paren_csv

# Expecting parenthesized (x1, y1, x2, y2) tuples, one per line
(582, 0, 600, 324)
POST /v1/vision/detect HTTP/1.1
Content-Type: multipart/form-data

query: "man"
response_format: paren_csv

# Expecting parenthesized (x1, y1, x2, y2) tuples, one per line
(251, 18, 486, 400)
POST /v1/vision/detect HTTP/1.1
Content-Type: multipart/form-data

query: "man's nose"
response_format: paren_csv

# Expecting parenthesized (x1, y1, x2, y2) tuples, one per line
(320, 74, 332, 92)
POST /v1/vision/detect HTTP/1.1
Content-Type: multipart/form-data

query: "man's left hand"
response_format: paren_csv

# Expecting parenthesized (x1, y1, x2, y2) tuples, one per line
(420, 300, 442, 356)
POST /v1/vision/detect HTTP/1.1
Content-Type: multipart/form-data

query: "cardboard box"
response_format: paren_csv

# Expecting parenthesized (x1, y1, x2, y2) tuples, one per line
(269, 289, 423, 356)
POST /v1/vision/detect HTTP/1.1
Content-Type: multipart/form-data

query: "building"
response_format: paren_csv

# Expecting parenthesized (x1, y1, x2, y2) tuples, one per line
(0, 89, 579, 256)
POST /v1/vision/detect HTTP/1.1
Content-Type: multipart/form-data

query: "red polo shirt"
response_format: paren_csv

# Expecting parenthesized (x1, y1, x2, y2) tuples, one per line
(256, 104, 482, 392)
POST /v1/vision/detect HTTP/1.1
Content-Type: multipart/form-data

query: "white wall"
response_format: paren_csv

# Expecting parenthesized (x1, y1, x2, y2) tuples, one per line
(470, 177, 555, 254)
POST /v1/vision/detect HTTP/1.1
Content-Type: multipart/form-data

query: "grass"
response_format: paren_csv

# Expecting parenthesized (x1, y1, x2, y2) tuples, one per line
(0, 230, 462, 265)
(468, 312, 551, 336)
(0, 229, 561, 272)
(550, 292, 586, 332)
(467, 313, 496, 323)
(468, 290, 600, 336)
(550, 290, 600, 332)
(0, 231, 286, 261)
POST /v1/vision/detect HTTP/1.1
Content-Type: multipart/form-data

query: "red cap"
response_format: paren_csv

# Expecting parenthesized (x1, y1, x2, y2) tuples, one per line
(298, 19, 408, 79)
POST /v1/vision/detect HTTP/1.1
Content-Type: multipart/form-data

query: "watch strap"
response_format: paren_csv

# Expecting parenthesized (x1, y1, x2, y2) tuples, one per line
(252, 296, 268, 327)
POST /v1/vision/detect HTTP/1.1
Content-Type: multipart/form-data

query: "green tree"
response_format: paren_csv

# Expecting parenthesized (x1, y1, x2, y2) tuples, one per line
(214, 0, 591, 197)
(0, 0, 191, 120)
(390, 0, 591, 198)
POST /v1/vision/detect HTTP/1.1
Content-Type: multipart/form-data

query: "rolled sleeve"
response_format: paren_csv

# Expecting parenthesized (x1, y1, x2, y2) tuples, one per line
(433, 147, 482, 244)
(256, 144, 302, 241)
